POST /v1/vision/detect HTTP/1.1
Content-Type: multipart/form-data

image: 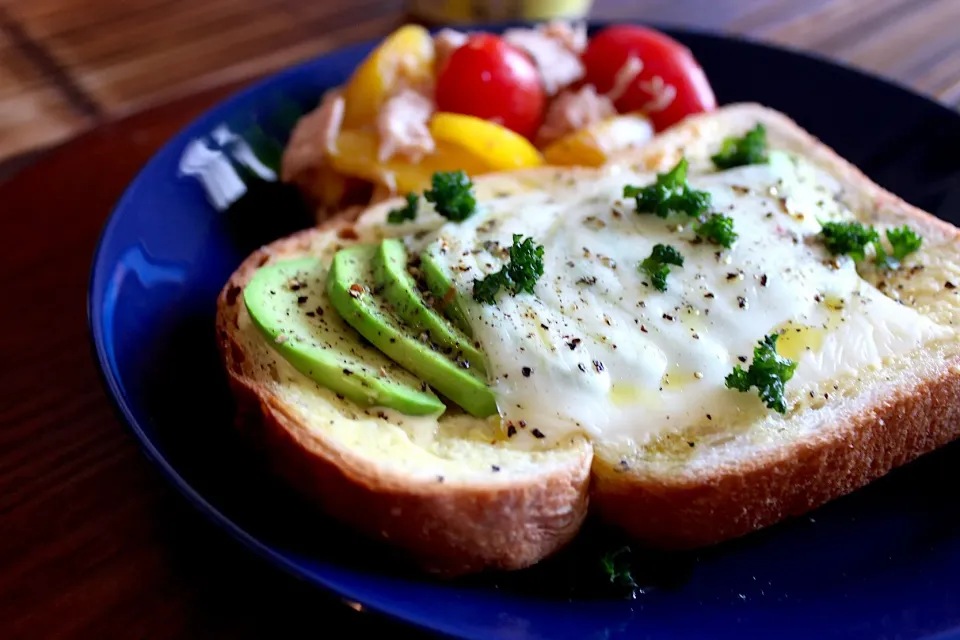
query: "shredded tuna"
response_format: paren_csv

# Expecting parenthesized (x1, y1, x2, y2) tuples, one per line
(376, 88, 436, 163)
(535, 85, 616, 147)
(394, 51, 435, 96)
(280, 88, 344, 185)
(434, 28, 468, 72)
(637, 75, 677, 113)
(603, 55, 677, 114)
(504, 21, 585, 96)
(606, 55, 644, 103)
(541, 20, 588, 54)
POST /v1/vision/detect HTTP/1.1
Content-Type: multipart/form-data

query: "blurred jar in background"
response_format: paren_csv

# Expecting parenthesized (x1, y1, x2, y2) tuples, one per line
(408, 0, 593, 24)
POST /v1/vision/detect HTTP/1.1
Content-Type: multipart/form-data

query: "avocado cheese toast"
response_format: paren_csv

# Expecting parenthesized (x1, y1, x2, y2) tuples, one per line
(216, 103, 960, 576)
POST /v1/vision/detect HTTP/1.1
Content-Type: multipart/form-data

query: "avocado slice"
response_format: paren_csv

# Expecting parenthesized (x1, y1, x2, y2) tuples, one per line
(373, 239, 486, 375)
(419, 245, 475, 337)
(243, 257, 445, 416)
(327, 245, 497, 418)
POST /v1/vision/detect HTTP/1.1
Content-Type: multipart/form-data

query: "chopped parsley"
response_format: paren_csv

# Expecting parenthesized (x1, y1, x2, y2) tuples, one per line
(818, 220, 879, 262)
(818, 220, 922, 269)
(473, 234, 545, 304)
(472, 270, 509, 305)
(725, 333, 797, 414)
(623, 158, 711, 219)
(695, 213, 738, 248)
(386, 193, 418, 224)
(505, 234, 546, 295)
(875, 225, 923, 270)
(639, 244, 684, 292)
(623, 157, 738, 249)
(711, 123, 768, 169)
(424, 170, 477, 221)
(600, 546, 637, 593)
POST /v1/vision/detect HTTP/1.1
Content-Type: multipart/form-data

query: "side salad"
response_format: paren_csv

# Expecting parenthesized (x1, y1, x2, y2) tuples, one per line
(281, 21, 717, 215)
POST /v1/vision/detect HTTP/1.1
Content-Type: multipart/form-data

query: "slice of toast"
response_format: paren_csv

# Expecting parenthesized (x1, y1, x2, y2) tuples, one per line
(593, 103, 960, 547)
(216, 103, 960, 575)
(216, 177, 595, 577)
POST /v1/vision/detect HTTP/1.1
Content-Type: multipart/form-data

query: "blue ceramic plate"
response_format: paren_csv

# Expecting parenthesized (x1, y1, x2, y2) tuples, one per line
(89, 22, 960, 640)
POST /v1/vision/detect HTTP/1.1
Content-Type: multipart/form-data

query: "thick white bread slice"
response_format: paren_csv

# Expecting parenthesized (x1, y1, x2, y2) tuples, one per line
(590, 103, 960, 547)
(216, 176, 593, 577)
(221, 102, 960, 574)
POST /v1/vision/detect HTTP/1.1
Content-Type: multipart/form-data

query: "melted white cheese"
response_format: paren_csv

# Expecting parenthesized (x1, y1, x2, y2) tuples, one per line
(429, 155, 953, 446)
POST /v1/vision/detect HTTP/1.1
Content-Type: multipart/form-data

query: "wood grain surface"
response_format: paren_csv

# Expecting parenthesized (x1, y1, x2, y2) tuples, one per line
(0, 83, 425, 640)
(0, 1, 958, 638)
(1, 0, 959, 165)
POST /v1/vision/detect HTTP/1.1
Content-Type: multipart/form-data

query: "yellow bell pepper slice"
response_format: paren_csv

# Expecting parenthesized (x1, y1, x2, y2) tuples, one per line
(328, 129, 493, 195)
(342, 25, 435, 128)
(429, 113, 544, 171)
(543, 113, 655, 167)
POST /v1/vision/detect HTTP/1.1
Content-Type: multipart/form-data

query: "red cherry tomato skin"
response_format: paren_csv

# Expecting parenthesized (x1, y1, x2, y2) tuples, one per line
(581, 25, 717, 131)
(435, 34, 546, 140)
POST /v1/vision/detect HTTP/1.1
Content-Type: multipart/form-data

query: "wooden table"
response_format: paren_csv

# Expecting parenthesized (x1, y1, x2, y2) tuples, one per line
(1, 1, 959, 638)
(3, 0, 959, 168)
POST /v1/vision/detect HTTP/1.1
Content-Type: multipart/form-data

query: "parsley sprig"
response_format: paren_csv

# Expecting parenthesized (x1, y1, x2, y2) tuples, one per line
(600, 546, 638, 593)
(725, 333, 798, 414)
(875, 225, 923, 270)
(623, 158, 738, 250)
(623, 158, 711, 219)
(639, 244, 684, 292)
(473, 234, 545, 304)
(711, 123, 768, 170)
(385, 171, 477, 224)
(695, 213, 738, 248)
(818, 220, 922, 269)
(818, 220, 878, 261)
(424, 170, 477, 222)
(386, 193, 419, 224)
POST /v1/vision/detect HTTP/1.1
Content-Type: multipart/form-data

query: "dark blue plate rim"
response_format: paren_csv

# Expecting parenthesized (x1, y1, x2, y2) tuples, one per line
(83, 34, 459, 634)
(86, 20, 960, 638)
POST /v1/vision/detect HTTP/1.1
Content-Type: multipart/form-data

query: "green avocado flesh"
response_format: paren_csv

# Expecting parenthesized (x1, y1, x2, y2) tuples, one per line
(419, 246, 475, 337)
(242, 257, 445, 416)
(373, 239, 486, 376)
(327, 245, 497, 418)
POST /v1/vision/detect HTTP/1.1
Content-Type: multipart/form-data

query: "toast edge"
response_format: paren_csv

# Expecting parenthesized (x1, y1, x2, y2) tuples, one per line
(591, 359, 960, 548)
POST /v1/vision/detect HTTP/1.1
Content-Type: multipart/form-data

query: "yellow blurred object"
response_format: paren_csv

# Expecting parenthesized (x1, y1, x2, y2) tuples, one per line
(328, 129, 493, 195)
(543, 113, 656, 167)
(521, 0, 594, 19)
(342, 25, 435, 128)
(430, 113, 545, 171)
(407, 0, 592, 23)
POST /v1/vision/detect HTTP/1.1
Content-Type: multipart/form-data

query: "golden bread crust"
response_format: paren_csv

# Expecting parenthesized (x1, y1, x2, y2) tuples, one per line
(591, 358, 960, 547)
(215, 226, 591, 576)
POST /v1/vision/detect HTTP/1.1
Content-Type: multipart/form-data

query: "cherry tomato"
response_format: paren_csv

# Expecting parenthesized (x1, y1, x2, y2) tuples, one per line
(435, 33, 546, 140)
(581, 25, 716, 131)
